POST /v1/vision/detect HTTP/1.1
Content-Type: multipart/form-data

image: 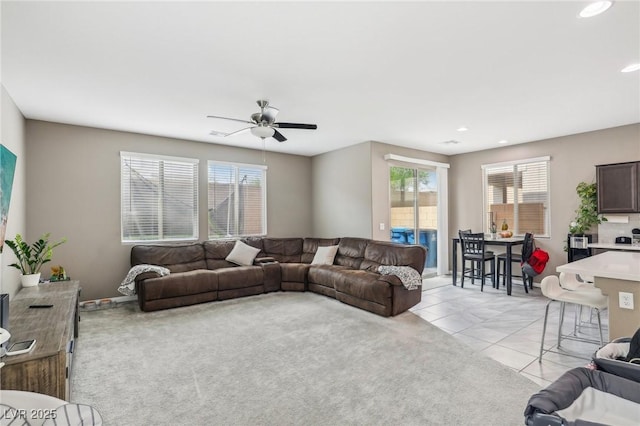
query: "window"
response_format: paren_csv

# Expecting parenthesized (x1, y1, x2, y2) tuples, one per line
(482, 156, 550, 237)
(208, 161, 267, 239)
(121, 152, 199, 242)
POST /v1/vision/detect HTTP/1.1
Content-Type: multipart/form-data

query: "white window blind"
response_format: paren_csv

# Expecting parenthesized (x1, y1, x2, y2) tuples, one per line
(208, 161, 267, 239)
(482, 157, 550, 237)
(121, 152, 199, 242)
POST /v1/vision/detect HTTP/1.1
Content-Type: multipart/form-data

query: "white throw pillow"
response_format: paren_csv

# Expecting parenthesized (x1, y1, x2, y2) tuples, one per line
(226, 240, 261, 266)
(311, 245, 339, 265)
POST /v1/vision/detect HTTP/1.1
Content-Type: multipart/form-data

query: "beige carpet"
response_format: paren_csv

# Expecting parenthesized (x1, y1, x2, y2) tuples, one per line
(71, 292, 539, 425)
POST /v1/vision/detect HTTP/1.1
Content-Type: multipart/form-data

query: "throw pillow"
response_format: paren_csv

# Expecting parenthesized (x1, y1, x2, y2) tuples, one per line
(311, 245, 339, 265)
(226, 240, 261, 266)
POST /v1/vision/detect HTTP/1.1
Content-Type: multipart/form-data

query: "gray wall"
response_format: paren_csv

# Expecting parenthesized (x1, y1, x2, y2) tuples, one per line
(449, 123, 640, 283)
(311, 142, 372, 238)
(25, 120, 313, 301)
(310, 140, 449, 241)
(1, 86, 27, 299)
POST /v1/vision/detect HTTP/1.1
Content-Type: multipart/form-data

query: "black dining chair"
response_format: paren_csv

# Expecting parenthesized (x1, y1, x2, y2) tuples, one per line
(459, 231, 496, 291)
(496, 232, 534, 292)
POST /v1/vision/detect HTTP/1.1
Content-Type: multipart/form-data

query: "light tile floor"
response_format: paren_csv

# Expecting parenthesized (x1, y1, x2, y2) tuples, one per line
(411, 275, 609, 387)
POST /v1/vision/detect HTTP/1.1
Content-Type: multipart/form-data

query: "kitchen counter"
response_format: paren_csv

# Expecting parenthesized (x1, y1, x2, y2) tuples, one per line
(557, 251, 640, 339)
(588, 243, 640, 251)
(557, 251, 640, 281)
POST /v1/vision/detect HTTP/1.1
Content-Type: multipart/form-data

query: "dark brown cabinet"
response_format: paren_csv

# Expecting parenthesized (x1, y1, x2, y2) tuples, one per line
(596, 161, 639, 213)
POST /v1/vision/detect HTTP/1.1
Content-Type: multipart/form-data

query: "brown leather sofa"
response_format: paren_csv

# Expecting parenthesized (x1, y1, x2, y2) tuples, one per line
(130, 237, 426, 317)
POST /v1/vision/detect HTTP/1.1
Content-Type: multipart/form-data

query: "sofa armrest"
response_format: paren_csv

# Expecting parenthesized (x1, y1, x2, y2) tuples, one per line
(134, 271, 164, 283)
(377, 274, 404, 286)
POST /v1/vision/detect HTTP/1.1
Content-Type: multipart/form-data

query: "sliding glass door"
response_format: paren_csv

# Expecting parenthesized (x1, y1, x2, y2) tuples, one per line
(389, 166, 438, 276)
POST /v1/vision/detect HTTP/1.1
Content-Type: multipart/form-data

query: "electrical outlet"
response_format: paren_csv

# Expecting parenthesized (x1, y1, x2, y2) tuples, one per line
(619, 292, 634, 310)
(379, 223, 385, 231)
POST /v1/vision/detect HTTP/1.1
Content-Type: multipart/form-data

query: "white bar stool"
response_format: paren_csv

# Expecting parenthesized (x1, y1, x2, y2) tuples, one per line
(539, 275, 608, 362)
(559, 272, 603, 333)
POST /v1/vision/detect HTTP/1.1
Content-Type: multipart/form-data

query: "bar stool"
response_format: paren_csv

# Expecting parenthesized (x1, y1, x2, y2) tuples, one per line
(559, 272, 603, 334)
(459, 231, 496, 291)
(539, 275, 608, 362)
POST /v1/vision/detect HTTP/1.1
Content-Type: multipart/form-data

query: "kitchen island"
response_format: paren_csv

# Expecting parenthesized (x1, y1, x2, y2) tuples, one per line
(557, 251, 640, 340)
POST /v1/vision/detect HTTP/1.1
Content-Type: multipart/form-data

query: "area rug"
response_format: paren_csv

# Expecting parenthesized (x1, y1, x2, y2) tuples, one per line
(71, 292, 539, 425)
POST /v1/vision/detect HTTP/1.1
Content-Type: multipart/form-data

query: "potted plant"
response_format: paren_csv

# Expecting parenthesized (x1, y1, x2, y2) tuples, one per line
(4, 233, 66, 287)
(568, 181, 607, 236)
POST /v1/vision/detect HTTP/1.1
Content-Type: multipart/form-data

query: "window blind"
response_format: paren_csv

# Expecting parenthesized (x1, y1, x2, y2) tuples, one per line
(121, 152, 199, 242)
(208, 161, 266, 239)
(483, 157, 550, 237)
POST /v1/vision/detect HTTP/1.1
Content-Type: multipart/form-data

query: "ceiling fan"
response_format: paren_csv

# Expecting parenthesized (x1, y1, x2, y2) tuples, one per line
(207, 100, 317, 142)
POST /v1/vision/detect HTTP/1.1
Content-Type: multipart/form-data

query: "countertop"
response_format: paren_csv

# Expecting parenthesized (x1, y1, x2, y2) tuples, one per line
(557, 251, 640, 282)
(588, 243, 640, 251)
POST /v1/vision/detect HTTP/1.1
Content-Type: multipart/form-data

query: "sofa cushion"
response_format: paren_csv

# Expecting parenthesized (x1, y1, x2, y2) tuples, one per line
(359, 241, 426, 275)
(280, 263, 310, 283)
(204, 238, 263, 269)
(226, 240, 261, 266)
(130, 244, 206, 273)
(262, 238, 303, 263)
(308, 264, 350, 289)
(335, 237, 369, 269)
(334, 270, 392, 305)
(311, 245, 339, 265)
(141, 270, 218, 300)
(216, 266, 264, 291)
(302, 238, 341, 264)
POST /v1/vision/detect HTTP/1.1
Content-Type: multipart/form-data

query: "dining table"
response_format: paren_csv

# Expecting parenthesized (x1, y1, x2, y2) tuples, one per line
(452, 235, 525, 295)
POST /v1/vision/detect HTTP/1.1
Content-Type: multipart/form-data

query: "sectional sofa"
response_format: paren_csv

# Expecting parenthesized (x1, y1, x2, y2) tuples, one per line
(130, 237, 426, 317)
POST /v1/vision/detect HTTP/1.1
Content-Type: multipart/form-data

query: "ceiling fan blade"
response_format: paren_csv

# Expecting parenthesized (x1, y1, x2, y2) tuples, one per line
(209, 130, 229, 137)
(207, 115, 254, 125)
(272, 129, 287, 142)
(275, 122, 317, 130)
(224, 127, 253, 137)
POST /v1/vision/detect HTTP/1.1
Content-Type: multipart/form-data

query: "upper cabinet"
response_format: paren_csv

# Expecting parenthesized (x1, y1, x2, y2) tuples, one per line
(596, 161, 639, 213)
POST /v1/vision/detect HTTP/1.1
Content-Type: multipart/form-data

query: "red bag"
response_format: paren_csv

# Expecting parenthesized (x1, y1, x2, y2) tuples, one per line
(527, 248, 549, 275)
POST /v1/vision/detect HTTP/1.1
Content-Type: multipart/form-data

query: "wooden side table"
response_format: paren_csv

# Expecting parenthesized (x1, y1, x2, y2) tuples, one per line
(0, 281, 80, 401)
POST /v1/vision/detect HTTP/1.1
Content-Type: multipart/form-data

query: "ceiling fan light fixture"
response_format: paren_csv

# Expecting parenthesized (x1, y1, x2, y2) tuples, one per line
(250, 126, 275, 138)
(579, 1, 613, 18)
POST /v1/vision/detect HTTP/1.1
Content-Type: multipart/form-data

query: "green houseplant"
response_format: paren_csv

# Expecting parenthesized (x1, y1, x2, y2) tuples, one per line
(4, 233, 66, 287)
(569, 182, 606, 235)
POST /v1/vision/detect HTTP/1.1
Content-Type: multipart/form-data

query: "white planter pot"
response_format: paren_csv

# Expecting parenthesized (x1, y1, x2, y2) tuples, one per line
(21, 273, 41, 288)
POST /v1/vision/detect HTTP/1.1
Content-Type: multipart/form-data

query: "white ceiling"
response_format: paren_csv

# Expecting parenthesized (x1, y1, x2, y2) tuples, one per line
(2, 1, 639, 157)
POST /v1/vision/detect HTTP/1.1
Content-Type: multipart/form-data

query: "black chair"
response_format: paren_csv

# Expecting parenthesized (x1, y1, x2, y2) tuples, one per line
(496, 232, 534, 293)
(459, 231, 496, 291)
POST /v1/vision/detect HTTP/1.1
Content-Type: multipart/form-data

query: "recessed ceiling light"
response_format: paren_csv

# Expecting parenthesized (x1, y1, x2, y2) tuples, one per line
(457, 126, 468, 132)
(498, 140, 508, 144)
(579, 1, 613, 18)
(621, 63, 640, 73)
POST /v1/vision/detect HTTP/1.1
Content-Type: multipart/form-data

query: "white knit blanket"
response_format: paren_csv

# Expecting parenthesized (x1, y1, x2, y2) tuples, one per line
(118, 264, 170, 296)
(378, 265, 422, 290)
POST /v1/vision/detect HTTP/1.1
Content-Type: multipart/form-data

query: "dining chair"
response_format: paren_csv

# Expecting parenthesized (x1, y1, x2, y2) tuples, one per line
(539, 275, 608, 363)
(496, 232, 534, 293)
(458, 231, 495, 291)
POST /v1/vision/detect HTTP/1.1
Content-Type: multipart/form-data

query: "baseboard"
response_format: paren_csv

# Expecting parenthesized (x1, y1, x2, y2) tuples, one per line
(80, 295, 136, 310)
